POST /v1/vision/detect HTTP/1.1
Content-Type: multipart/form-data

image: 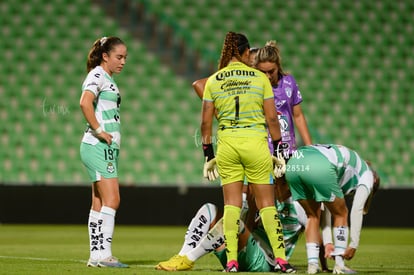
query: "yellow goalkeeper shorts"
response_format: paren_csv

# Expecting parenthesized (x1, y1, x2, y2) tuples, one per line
(216, 136, 274, 185)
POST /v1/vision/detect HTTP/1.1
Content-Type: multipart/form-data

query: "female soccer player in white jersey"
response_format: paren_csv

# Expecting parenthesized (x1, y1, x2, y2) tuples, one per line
(79, 36, 128, 268)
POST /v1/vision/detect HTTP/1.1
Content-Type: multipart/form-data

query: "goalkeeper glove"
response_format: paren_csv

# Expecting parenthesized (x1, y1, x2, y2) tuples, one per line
(272, 155, 286, 178)
(202, 144, 219, 181)
(272, 139, 286, 178)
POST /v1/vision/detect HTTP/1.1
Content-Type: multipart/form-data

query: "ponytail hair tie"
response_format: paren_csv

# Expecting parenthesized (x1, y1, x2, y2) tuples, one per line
(100, 36, 108, 46)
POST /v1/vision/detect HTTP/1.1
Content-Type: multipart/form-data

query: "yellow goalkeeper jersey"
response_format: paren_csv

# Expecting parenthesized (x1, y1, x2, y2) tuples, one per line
(203, 61, 274, 139)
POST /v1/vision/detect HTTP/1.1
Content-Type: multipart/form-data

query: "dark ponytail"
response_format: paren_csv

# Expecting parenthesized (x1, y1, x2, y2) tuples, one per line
(86, 36, 125, 72)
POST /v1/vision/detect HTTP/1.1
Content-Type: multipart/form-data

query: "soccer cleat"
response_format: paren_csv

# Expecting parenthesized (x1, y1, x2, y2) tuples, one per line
(155, 255, 194, 271)
(86, 259, 99, 267)
(98, 256, 129, 268)
(307, 263, 321, 274)
(333, 265, 357, 274)
(223, 260, 239, 272)
(274, 258, 296, 273)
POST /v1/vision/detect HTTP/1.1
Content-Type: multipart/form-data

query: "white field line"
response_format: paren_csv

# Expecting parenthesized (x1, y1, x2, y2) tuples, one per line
(0, 256, 154, 268)
(0, 255, 84, 263)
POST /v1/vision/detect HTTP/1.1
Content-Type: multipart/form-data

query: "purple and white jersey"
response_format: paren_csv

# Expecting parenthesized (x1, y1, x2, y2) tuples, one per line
(268, 74, 303, 156)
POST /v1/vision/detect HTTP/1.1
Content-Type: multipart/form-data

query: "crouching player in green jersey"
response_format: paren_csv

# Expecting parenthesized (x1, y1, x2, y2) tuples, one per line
(285, 144, 380, 274)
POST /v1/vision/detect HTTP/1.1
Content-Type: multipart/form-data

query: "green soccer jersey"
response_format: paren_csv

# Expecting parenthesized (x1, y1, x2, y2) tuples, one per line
(310, 144, 372, 195)
(81, 66, 121, 148)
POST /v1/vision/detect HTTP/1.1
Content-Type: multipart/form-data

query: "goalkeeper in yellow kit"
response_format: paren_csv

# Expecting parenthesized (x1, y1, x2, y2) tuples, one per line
(198, 31, 295, 273)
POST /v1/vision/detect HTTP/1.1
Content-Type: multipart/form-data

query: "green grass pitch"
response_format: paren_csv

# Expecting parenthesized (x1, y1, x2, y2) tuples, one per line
(0, 225, 413, 274)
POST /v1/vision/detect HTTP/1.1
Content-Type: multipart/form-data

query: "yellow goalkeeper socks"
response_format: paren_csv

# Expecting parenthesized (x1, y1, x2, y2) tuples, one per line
(260, 206, 286, 259)
(223, 205, 241, 263)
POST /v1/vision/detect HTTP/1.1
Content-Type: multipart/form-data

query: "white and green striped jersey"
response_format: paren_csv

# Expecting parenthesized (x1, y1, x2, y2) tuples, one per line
(310, 144, 373, 195)
(310, 144, 375, 249)
(81, 66, 121, 148)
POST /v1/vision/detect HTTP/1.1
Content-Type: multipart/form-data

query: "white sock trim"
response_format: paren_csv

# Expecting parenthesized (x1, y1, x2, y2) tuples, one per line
(101, 206, 116, 217)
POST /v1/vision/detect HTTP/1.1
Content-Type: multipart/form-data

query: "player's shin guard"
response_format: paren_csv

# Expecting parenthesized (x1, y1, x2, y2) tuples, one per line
(179, 203, 218, 255)
(259, 206, 286, 260)
(223, 205, 241, 263)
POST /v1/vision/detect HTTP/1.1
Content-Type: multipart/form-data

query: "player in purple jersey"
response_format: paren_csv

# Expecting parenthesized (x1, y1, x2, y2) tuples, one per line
(253, 40, 312, 158)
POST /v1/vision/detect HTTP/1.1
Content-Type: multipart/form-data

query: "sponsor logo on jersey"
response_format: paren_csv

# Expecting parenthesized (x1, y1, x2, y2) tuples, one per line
(216, 69, 256, 81)
(276, 100, 286, 109)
